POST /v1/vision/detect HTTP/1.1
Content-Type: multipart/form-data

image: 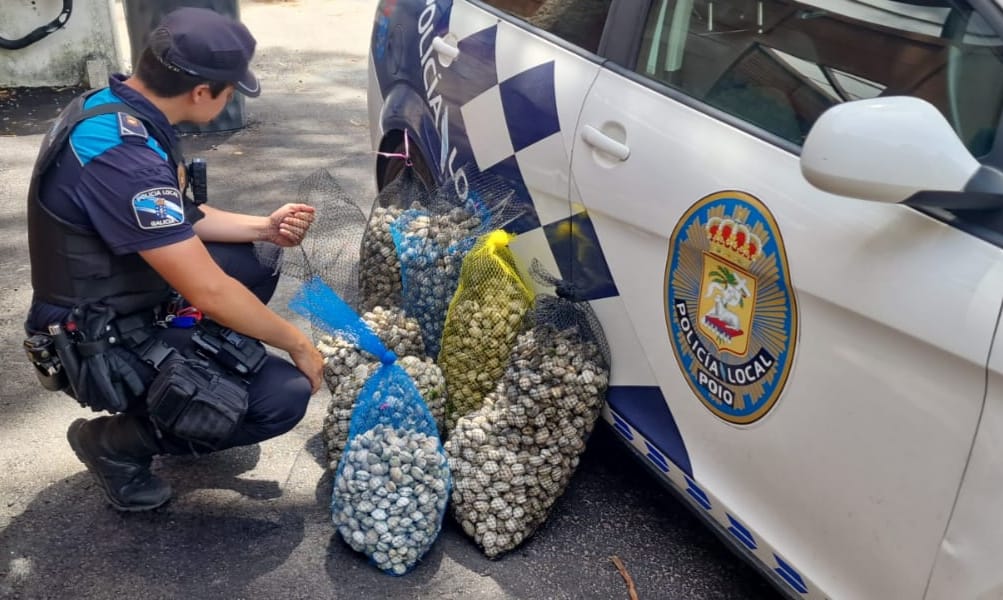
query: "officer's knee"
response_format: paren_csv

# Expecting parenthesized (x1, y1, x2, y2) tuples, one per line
(270, 376, 311, 434)
(230, 359, 314, 447)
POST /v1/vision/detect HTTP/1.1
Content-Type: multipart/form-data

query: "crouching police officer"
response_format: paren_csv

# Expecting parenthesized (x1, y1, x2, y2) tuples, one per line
(23, 8, 323, 511)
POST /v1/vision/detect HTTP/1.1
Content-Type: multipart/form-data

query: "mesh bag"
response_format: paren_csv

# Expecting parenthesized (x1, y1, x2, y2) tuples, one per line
(332, 363, 451, 575)
(324, 355, 446, 472)
(438, 231, 534, 432)
(317, 305, 425, 387)
(445, 279, 610, 558)
(390, 171, 519, 357)
(390, 207, 474, 358)
(288, 278, 450, 575)
(278, 169, 368, 312)
(318, 306, 434, 471)
(289, 276, 390, 357)
(359, 167, 430, 312)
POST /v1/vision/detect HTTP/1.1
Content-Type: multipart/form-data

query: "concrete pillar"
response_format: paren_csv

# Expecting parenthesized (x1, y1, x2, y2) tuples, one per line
(0, 0, 125, 88)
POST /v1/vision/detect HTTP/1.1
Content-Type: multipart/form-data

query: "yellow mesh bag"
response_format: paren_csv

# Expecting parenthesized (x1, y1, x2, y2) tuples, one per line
(438, 230, 534, 431)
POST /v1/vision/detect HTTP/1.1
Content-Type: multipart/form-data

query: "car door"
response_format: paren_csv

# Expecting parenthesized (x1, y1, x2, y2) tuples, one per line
(570, 0, 1003, 597)
(406, 0, 615, 277)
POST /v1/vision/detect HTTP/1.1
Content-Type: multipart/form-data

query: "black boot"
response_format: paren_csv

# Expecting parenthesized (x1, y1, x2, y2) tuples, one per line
(66, 415, 172, 512)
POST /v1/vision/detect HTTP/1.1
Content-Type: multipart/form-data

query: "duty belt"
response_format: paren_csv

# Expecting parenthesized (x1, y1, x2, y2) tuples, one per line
(78, 309, 179, 371)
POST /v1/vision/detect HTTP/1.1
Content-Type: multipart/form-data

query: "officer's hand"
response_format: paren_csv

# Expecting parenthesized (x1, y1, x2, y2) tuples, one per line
(266, 203, 315, 247)
(290, 337, 324, 394)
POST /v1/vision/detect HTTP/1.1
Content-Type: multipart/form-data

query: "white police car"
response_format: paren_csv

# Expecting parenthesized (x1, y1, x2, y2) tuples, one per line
(366, 0, 1003, 597)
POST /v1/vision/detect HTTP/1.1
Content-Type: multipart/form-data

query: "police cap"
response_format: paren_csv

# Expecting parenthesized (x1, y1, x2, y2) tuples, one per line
(148, 7, 260, 97)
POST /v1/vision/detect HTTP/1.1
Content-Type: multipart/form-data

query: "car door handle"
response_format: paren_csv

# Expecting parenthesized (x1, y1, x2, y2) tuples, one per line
(581, 125, 630, 161)
(432, 36, 459, 61)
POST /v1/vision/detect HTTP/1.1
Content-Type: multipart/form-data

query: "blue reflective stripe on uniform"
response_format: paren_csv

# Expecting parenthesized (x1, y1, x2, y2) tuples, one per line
(72, 88, 168, 165)
(145, 135, 167, 161)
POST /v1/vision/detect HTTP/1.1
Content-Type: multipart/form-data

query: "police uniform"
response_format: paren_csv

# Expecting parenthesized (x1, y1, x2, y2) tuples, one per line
(25, 8, 311, 511)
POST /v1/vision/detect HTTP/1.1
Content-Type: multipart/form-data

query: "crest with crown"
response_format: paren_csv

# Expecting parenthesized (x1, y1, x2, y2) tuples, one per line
(705, 217, 762, 267)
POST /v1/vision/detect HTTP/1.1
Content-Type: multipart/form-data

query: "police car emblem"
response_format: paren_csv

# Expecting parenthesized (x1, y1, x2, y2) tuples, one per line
(665, 191, 798, 425)
(132, 187, 184, 230)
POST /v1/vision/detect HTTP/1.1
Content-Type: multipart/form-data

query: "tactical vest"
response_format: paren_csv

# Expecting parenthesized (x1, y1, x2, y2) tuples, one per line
(27, 91, 195, 316)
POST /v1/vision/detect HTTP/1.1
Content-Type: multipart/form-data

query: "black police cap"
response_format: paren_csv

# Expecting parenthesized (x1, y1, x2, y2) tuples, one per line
(148, 7, 260, 97)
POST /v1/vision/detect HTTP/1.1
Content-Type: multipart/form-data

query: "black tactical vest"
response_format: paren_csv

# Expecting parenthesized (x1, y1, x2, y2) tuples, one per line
(27, 92, 192, 316)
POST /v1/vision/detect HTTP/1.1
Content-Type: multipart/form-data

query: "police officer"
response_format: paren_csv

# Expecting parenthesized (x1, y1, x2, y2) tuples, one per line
(24, 7, 324, 511)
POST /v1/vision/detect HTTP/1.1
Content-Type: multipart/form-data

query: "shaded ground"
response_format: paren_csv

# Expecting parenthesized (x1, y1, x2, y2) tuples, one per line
(0, 86, 86, 136)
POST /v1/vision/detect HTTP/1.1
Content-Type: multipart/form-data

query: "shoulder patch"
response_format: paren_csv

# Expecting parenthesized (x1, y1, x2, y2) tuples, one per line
(132, 187, 185, 230)
(118, 113, 148, 140)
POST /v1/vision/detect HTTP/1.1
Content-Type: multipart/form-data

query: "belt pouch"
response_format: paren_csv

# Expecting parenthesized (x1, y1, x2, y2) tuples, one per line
(146, 359, 248, 450)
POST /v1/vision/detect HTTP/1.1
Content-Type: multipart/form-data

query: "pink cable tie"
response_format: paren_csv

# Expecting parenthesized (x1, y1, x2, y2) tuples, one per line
(375, 130, 413, 166)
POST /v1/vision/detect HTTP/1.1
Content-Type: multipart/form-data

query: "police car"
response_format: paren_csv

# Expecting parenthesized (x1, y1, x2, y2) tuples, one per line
(366, 0, 1003, 597)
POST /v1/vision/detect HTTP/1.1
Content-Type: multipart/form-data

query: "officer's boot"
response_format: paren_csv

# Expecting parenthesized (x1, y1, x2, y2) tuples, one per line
(66, 415, 172, 512)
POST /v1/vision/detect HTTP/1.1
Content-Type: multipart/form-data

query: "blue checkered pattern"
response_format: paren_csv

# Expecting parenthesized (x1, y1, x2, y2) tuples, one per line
(439, 24, 617, 301)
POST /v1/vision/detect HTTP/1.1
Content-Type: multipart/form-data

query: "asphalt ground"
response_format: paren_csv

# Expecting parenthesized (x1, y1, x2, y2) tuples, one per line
(0, 1, 784, 598)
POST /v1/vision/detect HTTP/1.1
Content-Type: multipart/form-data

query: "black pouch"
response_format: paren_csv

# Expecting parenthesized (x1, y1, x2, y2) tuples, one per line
(146, 359, 248, 450)
(191, 319, 267, 378)
(63, 304, 147, 413)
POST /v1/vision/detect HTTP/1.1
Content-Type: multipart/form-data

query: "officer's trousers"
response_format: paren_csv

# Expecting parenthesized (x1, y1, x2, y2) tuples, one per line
(149, 242, 312, 451)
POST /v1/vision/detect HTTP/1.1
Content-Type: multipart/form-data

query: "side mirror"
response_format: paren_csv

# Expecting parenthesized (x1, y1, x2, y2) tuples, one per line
(801, 97, 980, 203)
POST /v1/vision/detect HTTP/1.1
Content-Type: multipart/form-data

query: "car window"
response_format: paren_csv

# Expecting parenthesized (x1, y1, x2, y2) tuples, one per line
(635, 0, 1003, 154)
(478, 0, 614, 53)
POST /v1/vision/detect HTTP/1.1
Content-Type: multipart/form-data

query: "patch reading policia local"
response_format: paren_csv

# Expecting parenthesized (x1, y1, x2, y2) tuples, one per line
(132, 187, 184, 230)
(665, 191, 798, 425)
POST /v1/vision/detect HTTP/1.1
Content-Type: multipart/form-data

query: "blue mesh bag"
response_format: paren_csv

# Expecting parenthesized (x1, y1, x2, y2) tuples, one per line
(289, 277, 450, 575)
(389, 169, 523, 359)
(390, 208, 477, 357)
(289, 276, 388, 354)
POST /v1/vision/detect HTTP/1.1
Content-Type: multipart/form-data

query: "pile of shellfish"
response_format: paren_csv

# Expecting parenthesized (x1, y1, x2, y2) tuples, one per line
(439, 293, 532, 432)
(317, 306, 425, 377)
(393, 206, 483, 356)
(359, 205, 408, 312)
(318, 307, 444, 471)
(330, 199, 614, 566)
(445, 318, 610, 558)
(332, 423, 450, 575)
(325, 356, 446, 471)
